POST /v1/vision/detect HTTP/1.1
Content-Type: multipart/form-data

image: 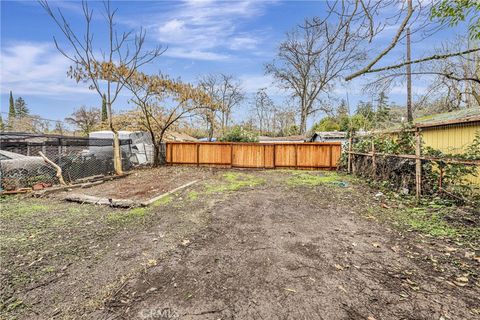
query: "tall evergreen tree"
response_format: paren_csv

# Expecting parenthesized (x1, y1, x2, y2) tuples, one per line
(0, 113, 5, 131)
(8, 91, 15, 128)
(375, 91, 391, 123)
(14, 97, 29, 117)
(101, 93, 108, 122)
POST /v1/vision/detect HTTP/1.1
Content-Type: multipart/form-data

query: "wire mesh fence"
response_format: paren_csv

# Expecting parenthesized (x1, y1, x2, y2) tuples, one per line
(0, 132, 166, 191)
(341, 132, 480, 204)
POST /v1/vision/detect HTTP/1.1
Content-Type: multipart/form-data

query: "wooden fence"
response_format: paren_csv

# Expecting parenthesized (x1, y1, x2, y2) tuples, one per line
(165, 142, 342, 170)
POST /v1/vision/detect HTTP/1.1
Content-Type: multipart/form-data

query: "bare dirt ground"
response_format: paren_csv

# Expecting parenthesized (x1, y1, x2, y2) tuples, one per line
(1, 167, 479, 320)
(70, 166, 220, 201)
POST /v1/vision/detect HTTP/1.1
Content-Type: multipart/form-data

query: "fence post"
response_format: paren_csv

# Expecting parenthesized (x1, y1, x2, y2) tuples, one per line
(230, 143, 234, 168)
(348, 134, 353, 174)
(196, 143, 200, 166)
(294, 144, 298, 169)
(371, 138, 376, 178)
(415, 128, 422, 200)
(273, 144, 276, 169)
(329, 145, 333, 170)
(263, 144, 266, 169)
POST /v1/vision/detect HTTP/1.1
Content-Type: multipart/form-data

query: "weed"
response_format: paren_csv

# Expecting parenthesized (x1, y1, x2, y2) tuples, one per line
(187, 191, 199, 201)
(370, 204, 479, 243)
(5, 298, 23, 312)
(206, 172, 264, 193)
(152, 195, 173, 207)
(1, 202, 50, 219)
(107, 207, 147, 224)
(286, 172, 345, 186)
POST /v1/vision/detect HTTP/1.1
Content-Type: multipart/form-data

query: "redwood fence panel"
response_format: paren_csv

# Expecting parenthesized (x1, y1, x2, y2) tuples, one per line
(166, 142, 341, 170)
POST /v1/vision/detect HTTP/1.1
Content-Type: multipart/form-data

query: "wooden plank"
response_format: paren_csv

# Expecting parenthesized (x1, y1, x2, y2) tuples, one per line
(273, 144, 276, 168)
(196, 143, 200, 166)
(230, 143, 234, 167)
(415, 129, 422, 200)
(165, 142, 343, 170)
(329, 145, 333, 169)
(345, 151, 480, 165)
(143, 180, 198, 206)
(348, 136, 352, 173)
(371, 139, 376, 177)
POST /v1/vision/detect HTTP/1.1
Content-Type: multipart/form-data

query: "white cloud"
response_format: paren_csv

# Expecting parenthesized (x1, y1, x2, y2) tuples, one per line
(0, 42, 93, 96)
(164, 48, 231, 61)
(229, 36, 259, 50)
(125, 0, 274, 61)
(158, 19, 186, 35)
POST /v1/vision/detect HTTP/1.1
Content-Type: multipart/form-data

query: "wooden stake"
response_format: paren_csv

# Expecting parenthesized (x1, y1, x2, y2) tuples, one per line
(39, 151, 66, 186)
(415, 129, 422, 200)
(348, 135, 353, 174)
(371, 138, 376, 178)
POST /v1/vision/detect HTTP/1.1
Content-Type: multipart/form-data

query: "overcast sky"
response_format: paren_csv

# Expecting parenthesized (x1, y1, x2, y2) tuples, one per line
(0, 0, 469, 127)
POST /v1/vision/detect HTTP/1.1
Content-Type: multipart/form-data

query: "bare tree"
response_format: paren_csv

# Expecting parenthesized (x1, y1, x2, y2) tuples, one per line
(275, 105, 297, 136)
(266, 19, 365, 134)
(197, 75, 219, 141)
(251, 88, 276, 135)
(322, 0, 480, 81)
(65, 106, 101, 135)
(365, 36, 480, 112)
(197, 74, 244, 135)
(39, 0, 165, 174)
(125, 72, 215, 166)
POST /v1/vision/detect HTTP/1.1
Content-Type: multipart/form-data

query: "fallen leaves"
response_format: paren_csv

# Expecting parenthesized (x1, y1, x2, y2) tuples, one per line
(337, 285, 347, 293)
(453, 276, 469, 287)
(334, 264, 344, 271)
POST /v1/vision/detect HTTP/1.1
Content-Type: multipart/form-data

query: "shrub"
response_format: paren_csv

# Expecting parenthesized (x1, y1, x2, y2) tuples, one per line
(219, 126, 258, 142)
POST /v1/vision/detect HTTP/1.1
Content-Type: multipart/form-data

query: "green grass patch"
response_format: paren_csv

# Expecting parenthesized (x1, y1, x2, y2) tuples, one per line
(397, 207, 460, 237)
(107, 207, 147, 224)
(187, 191, 199, 201)
(206, 172, 264, 193)
(151, 194, 173, 207)
(373, 205, 480, 243)
(0, 202, 50, 219)
(286, 172, 346, 186)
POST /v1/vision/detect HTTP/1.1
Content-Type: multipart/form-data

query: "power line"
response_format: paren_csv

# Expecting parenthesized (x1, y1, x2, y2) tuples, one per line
(0, 111, 64, 123)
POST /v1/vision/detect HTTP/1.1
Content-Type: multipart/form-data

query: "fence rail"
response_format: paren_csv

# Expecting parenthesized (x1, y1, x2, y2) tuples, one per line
(346, 131, 479, 203)
(166, 142, 342, 170)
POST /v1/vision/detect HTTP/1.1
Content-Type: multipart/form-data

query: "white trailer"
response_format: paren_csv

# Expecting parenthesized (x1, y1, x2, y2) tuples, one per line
(88, 131, 154, 165)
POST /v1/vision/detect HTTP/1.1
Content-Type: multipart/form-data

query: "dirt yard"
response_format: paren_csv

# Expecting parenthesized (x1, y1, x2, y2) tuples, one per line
(1, 167, 479, 319)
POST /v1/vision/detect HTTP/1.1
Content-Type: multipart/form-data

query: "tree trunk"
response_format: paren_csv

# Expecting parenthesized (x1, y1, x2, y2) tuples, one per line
(208, 123, 214, 141)
(152, 143, 161, 167)
(299, 110, 307, 135)
(108, 101, 123, 175)
(112, 130, 123, 175)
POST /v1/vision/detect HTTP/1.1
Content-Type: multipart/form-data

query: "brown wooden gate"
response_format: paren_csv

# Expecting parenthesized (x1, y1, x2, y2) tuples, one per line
(165, 142, 341, 170)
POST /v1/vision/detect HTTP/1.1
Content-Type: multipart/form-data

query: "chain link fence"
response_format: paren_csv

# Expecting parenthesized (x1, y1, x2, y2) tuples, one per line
(0, 132, 165, 191)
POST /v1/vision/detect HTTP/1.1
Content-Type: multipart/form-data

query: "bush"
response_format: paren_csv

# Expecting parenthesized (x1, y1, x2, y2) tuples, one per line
(342, 129, 480, 202)
(219, 126, 258, 142)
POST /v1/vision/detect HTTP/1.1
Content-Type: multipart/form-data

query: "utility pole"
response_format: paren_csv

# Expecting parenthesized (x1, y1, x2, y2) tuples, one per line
(406, 27, 413, 122)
